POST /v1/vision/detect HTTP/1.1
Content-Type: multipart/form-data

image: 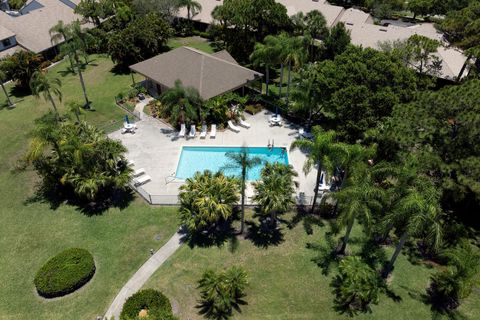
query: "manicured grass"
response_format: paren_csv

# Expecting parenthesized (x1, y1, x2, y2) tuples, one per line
(167, 36, 215, 54)
(144, 213, 480, 319)
(0, 55, 179, 319)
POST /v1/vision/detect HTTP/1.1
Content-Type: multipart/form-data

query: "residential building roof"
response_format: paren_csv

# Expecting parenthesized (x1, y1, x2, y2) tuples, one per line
(0, 0, 85, 53)
(0, 24, 14, 40)
(276, 0, 345, 27)
(130, 47, 262, 100)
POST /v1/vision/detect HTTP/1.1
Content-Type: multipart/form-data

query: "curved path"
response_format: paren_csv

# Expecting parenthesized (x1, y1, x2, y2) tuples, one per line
(104, 231, 184, 320)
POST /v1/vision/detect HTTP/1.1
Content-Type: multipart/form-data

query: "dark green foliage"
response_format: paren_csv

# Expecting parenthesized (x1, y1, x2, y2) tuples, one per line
(120, 289, 175, 320)
(373, 80, 480, 222)
(34, 248, 95, 298)
(25, 113, 133, 203)
(179, 171, 239, 234)
(0, 51, 43, 91)
(307, 46, 418, 142)
(323, 23, 351, 60)
(107, 13, 172, 67)
(428, 240, 480, 312)
(197, 267, 248, 319)
(160, 80, 203, 125)
(210, 0, 291, 62)
(331, 256, 380, 316)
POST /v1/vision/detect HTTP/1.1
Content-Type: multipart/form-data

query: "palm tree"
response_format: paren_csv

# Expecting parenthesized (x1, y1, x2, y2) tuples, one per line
(250, 41, 278, 96)
(290, 65, 322, 130)
(381, 179, 443, 278)
(223, 147, 263, 234)
(69, 20, 94, 65)
(67, 101, 84, 123)
(160, 80, 202, 126)
(198, 267, 248, 319)
(61, 39, 90, 108)
(283, 36, 307, 104)
(179, 170, 239, 234)
(30, 71, 62, 118)
(49, 20, 75, 72)
(178, 0, 202, 21)
(304, 10, 328, 61)
(253, 163, 298, 227)
(290, 127, 344, 214)
(0, 69, 13, 107)
(334, 164, 385, 255)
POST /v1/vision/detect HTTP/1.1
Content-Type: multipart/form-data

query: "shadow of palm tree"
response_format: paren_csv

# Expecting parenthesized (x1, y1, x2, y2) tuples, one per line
(307, 231, 340, 275)
(185, 220, 237, 249)
(245, 219, 284, 248)
(287, 206, 325, 234)
(24, 180, 135, 216)
(196, 297, 247, 320)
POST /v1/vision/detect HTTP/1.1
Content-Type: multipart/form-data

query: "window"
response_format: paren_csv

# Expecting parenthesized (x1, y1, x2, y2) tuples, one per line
(2, 38, 11, 47)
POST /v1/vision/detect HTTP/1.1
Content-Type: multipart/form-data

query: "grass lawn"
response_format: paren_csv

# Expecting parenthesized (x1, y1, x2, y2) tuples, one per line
(0, 55, 180, 319)
(167, 36, 215, 54)
(144, 212, 480, 320)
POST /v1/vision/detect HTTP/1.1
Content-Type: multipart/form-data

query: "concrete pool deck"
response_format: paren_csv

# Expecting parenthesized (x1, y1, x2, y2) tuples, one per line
(109, 110, 318, 204)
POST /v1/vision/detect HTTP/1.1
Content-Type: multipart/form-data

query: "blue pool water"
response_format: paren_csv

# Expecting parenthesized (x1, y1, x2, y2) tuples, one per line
(175, 146, 289, 181)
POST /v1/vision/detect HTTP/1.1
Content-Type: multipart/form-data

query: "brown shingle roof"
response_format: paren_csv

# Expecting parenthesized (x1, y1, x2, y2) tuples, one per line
(130, 47, 262, 100)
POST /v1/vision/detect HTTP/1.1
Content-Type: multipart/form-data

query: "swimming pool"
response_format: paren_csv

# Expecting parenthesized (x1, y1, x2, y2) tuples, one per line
(175, 146, 289, 181)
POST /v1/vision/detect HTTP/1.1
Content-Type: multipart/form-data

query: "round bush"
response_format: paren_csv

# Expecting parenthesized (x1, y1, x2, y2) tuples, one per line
(120, 289, 174, 320)
(34, 248, 95, 298)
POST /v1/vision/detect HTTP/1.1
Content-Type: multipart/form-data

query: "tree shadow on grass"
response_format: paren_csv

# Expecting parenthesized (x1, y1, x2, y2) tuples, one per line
(184, 219, 238, 250)
(9, 85, 31, 99)
(110, 64, 132, 75)
(287, 205, 325, 235)
(307, 231, 340, 276)
(197, 296, 247, 320)
(24, 181, 135, 216)
(245, 219, 284, 249)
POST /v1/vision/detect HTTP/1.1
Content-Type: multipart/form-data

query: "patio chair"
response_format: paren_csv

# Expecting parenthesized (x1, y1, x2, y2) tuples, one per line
(133, 168, 146, 177)
(228, 120, 240, 133)
(127, 160, 135, 167)
(210, 124, 217, 139)
(200, 124, 207, 138)
(239, 119, 251, 128)
(189, 124, 196, 138)
(178, 123, 186, 138)
(134, 175, 151, 186)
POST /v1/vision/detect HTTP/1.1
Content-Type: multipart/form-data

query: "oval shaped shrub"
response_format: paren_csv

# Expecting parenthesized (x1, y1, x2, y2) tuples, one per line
(34, 248, 95, 298)
(120, 289, 174, 320)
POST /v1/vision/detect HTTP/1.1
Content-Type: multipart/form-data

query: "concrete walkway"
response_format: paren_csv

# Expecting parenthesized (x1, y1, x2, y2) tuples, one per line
(103, 231, 184, 320)
(133, 97, 153, 120)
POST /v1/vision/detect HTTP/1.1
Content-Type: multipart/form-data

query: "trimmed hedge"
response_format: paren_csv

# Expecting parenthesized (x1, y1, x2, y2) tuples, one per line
(120, 289, 175, 320)
(34, 248, 95, 298)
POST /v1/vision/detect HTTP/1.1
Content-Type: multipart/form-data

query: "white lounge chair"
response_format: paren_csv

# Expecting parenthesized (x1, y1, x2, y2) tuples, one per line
(127, 160, 135, 167)
(189, 124, 196, 138)
(200, 124, 207, 138)
(239, 119, 251, 128)
(228, 120, 240, 133)
(178, 123, 186, 138)
(210, 124, 217, 139)
(133, 168, 146, 177)
(134, 175, 151, 186)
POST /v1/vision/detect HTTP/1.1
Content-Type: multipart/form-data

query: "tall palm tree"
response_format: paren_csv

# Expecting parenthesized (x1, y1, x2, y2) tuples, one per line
(49, 20, 75, 72)
(178, 0, 202, 21)
(30, 71, 62, 118)
(253, 163, 297, 227)
(283, 36, 307, 104)
(290, 127, 346, 214)
(61, 40, 90, 108)
(0, 69, 13, 107)
(250, 41, 278, 96)
(223, 147, 263, 234)
(67, 101, 84, 123)
(334, 164, 385, 255)
(69, 20, 94, 65)
(290, 65, 322, 130)
(381, 179, 443, 278)
(160, 80, 202, 125)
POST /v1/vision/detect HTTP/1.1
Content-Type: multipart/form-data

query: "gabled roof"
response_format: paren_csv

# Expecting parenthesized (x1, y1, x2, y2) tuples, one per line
(0, 25, 14, 40)
(0, 0, 86, 53)
(130, 47, 262, 100)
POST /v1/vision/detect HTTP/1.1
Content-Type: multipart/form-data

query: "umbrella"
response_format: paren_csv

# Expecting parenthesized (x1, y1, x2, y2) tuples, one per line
(124, 115, 129, 124)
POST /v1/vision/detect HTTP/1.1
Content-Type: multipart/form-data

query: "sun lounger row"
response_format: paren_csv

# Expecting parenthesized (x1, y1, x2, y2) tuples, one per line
(130, 166, 151, 186)
(178, 124, 217, 139)
(228, 119, 251, 133)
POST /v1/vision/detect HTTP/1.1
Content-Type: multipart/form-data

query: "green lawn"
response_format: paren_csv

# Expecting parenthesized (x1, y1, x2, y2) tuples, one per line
(167, 36, 215, 54)
(0, 55, 179, 319)
(144, 213, 480, 320)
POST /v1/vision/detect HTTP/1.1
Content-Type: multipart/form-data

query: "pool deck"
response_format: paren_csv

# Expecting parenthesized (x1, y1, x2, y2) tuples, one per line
(109, 110, 318, 203)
